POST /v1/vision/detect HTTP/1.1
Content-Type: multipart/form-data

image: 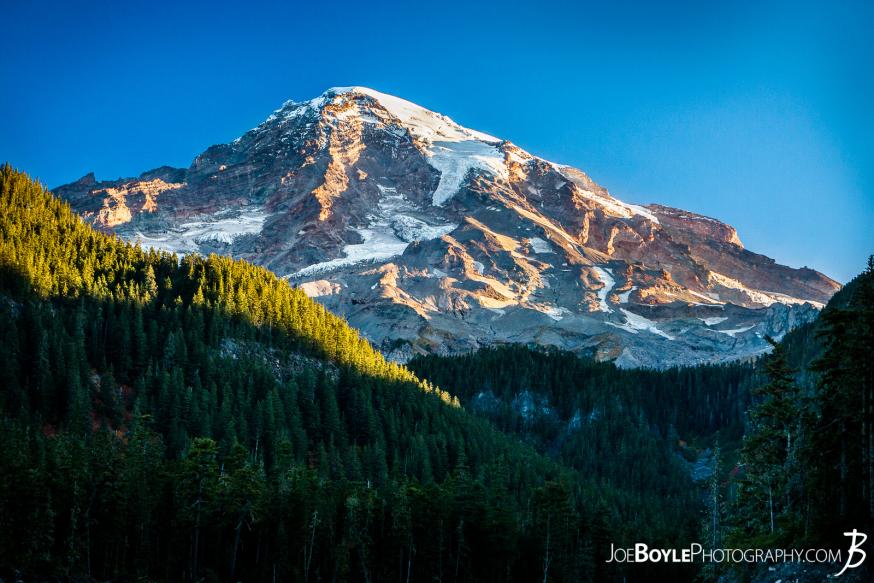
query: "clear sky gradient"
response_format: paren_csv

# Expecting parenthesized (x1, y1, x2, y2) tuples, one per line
(2, 0, 871, 282)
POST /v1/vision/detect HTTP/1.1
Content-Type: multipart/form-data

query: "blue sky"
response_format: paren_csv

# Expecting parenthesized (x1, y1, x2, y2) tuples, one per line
(2, 0, 871, 282)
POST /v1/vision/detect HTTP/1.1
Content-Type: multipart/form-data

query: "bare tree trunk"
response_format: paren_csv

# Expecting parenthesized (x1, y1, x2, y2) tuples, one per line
(406, 533, 414, 583)
(542, 515, 551, 583)
(231, 512, 245, 580)
(454, 520, 464, 583)
(359, 547, 372, 583)
(398, 547, 404, 583)
(304, 510, 318, 583)
(437, 519, 444, 583)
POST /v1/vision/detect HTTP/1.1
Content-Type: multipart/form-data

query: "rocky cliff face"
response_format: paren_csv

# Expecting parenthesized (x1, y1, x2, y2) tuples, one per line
(56, 87, 840, 367)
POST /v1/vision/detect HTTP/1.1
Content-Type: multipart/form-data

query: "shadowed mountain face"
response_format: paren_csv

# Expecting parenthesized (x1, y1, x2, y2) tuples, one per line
(56, 87, 839, 367)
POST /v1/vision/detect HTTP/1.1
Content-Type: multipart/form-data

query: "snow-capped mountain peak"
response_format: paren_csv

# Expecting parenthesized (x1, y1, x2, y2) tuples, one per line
(56, 87, 840, 367)
(334, 87, 502, 143)
(259, 86, 508, 207)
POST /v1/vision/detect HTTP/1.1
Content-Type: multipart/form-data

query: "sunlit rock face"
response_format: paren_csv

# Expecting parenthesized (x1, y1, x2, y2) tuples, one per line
(57, 87, 839, 367)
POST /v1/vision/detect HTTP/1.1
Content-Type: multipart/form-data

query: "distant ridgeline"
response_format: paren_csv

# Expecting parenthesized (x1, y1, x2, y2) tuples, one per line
(0, 164, 870, 582)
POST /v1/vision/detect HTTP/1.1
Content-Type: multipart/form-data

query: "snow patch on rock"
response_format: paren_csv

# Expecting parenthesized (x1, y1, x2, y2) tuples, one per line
(592, 266, 615, 313)
(528, 237, 553, 254)
(608, 308, 675, 340)
(390, 214, 456, 242)
(618, 286, 637, 303)
(294, 227, 408, 278)
(539, 305, 571, 321)
(293, 185, 456, 277)
(335, 87, 507, 206)
(571, 187, 659, 224)
(427, 140, 507, 206)
(133, 207, 269, 255)
(718, 325, 756, 338)
(709, 272, 824, 309)
(625, 203, 660, 224)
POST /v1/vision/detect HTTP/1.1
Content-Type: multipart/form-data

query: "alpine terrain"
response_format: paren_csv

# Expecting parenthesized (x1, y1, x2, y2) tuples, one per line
(56, 87, 840, 367)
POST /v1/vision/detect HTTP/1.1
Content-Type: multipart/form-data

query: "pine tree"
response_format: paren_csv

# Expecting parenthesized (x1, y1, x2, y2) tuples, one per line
(735, 339, 801, 540)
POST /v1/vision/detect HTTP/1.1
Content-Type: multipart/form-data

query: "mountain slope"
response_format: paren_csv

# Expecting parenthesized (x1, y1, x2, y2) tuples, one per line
(56, 87, 840, 367)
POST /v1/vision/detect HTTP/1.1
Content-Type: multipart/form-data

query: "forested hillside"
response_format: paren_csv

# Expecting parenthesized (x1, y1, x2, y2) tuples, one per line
(408, 346, 760, 557)
(0, 165, 629, 582)
(729, 262, 874, 554)
(409, 263, 874, 581)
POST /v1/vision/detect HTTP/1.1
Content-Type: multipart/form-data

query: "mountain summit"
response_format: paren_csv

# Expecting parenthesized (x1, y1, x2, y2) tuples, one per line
(56, 87, 840, 366)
